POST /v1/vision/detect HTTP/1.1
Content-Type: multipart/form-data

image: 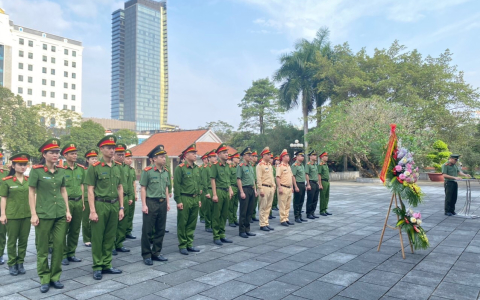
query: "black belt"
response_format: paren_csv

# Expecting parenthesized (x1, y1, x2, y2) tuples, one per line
(281, 184, 291, 188)
(243, 185, 253, 189)
(95, 197, 118, 204)
(262, 184, 273, 188)
(180, 193, 197, 198)
(68, 196, 82, 201)
(147, 197, 166, 202)
(216, 187, 229, 192)
(309, 181, 318, 184)
(297, 182, 305, 185)
(321, 179, 329, 182)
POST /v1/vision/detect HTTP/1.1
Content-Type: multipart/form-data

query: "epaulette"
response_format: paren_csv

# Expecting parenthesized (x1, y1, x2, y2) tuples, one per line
(2, 176, 13, 181)
(0, 169, 3, 173)
(240, 163, 244, 166)
(213, 162, 218, 165)
(203, 165, 207, 168)
(77, 163, 87, 170)
(92, 162, 101, 167)
(179, 163, 185, 167)
(144, 166, 153, 171)
(33, 165, 44, 169)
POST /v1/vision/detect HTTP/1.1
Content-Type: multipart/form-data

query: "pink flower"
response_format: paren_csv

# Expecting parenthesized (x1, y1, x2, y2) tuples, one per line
(413, 212, 422, 219)
(399, 174, 406, 180)
(395, 165, 402, 172)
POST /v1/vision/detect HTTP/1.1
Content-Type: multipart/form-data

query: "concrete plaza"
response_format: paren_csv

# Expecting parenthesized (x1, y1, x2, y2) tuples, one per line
(1, 181, 480, 300)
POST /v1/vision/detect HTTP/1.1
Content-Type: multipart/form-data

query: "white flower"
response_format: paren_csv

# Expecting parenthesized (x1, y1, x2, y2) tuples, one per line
(417, 219, 422, 225)
(410, 217, 417, 223)
(404, 171, 411, 176)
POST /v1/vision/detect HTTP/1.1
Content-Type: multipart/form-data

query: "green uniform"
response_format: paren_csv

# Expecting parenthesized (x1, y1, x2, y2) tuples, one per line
(201, 164, 213, 229)
(29, 165, 67, 285)
(198, 166, 205, 222)
(126, 167, 137, 236)
(237, 161, 256, 233)
(305, 162, 320, 216)
(174, 162, 201, 249)
(85, 159, 125, 271)
(442, 163, 459, 214)
(251, 163, 258, 219)
(115, 163, 134, 249)
(63, 163, 86, 259)
(140, 165, 170, 258)
(0, 169, 7, 259)
(291, 162, 306, 219)
(270, 166, 278, 217)
(0, 175, 31, 267)
(210, 161, 231, 240)
(318, 162, 330, 214)
(82, 183, 91, 244)
(227, 163, 239, 225)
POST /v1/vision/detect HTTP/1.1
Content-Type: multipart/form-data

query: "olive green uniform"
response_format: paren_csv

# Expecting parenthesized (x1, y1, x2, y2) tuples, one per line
(0, 169, 7, 259)
(115, 163, 134, 250)
(126, 167, 137, 237)
(198, 166, 205, 222)
(64, 163, 86, 259)
(140, 165, 170, 258)
(0, 175, 31, 267)
(251, 163, 259, 219)
(29, 165, 67, 285)
(201, 164, 213, 230)
(210, 162, 231, 240)
(174, 162, 201, 249)
(442, 163, 459, 214)
(237, 162, 256, 233)
(85, 159, 125, 271)
(227, 163, 239, 225)
(291, 162, 306, 219)
(82, 183, 91, 244)
(305, 162, 319, 216)
(318, 163, 330, 214)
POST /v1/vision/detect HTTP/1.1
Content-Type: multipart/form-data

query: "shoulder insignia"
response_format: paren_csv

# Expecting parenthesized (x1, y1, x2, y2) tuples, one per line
(77, 163, 87, 170)
(213, 162, 218, 165)
(179, 163, 185, 167)
(203, 165, 207, 168)
(2, 176, 13, 181)
(0, 170, 3, 173)
(33, 165, 44, 169)
(144, 166, 153, 171)
(92, 162, 101, 167)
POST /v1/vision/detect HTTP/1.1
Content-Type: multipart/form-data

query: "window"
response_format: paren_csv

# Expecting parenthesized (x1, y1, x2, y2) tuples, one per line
(28, 88, 32, 95)
(43, 44, 47, 50)
(27, 101, 32, 106)
(51, 80, 55, 87)
(63, 105, 68, 110)
(72, 51, 76, 57)
(28, 77, 32, 83)
(42, 67, 47, 74)
(18, 75, 24, 81)
(71, 106, 76, 111)
(51, 69, 55, 75)
(72, 73, 76, 79)
(64, 60, 68, 66)
(28, 52, 33, 59)
(18, 87, 23, 94)
(51, 46, 56, 52)
(64, 49, 68, 55)
(42, 79, 47, 85)
(50, 92, 55, 98)
(71, 95, 76, 101)
(72, 62, 76, 68)
(50, 117, 55, 126)
(64, 82, 68, 88)
(64, 71, 68, 77)
(19, 50, 24, 57)
(19, 63, 23, 69)
(19, 38, 24, 45)
(51, 57, 55, 64)
(66, 119, 73, 127)
(42, 91, 46, 97)
(63, 94, 68, 100)
(40, 117, 45, 125)
(42, 55, 47, 62)
(72, 84, 76, 90)
(28, 40, 33, 47)
(28, 65, 33, 71)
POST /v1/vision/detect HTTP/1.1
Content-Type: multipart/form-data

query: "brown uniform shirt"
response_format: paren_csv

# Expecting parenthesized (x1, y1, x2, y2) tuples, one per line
(256, 161, 276, 193)
(276, 163, 293, 187)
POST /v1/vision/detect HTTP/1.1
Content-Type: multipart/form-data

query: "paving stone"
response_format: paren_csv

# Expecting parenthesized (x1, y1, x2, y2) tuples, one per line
(158, 281, 213, 300)
(400, 270, 444, 287)
(293, 280, 344, 300)
(413, 260, 452, 275)
(321, 252, 357, 264)
(443, 269, 480, 288)
(376, 260, 416, 275)
(155, 268, 206, 286)
(338, 258, 378, 274)
(276, 269, 322, 287)
(189, 259, 235, 273)
(113, 269, 166, 285)
(359, 270, 403, 287)
(432, 282, 480, 300)
(211, 245, 248, 254)
(318, 269, 363, 287)
(264, 259, 306, 273)
(110, 280, 171, 299)
(275, 245, 308, 255)
(19, 279, 84, 299)
(247, 280, 299, 300)
(227, 260, 270, 273)
(451, 259, 480, 274)
(65, 279, 127, 300)
(218, 251, 259, 263)
(235, 268, 283, 286)
(300, 259, 342, 274)
(254, 251, 291, 263)
(0, 280, 39, 297)
(339, 281, 389, 300)
(385, 281, 436, 300)
(199, 280, 255, 300)
(194, 269, 242, 286)
(184, 296, 215, 300)
(153, 259, 199, 273)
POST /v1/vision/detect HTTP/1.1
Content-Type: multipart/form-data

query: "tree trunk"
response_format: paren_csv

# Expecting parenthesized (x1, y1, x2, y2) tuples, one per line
(259, 110, 264, 135)
(316, 105, 322, 127)
(343, 156, 348, 172)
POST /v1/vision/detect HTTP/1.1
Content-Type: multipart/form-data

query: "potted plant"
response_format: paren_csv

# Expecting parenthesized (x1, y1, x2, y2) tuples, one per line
(425, 140, 451, 182)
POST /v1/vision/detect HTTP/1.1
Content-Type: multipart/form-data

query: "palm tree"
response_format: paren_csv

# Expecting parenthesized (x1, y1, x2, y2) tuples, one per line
(274, 27, 331, 152)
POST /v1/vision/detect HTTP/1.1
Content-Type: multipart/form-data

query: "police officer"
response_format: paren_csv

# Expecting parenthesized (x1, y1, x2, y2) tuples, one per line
(291, 150, 307, 223)
(257, 147, 276, 231)
(0, 152, 31, 276)
(250, 151, 259, 222)
(29, 138, 72, 293)
(442, 154, 471, 216)
(210, 144, 234, 245)
(125, 149, 137, 239)
(237, 147, 257, 238)
(82, 149, 98, 247)
(0, 148, 6, 265)
(112, 143, 131, 255)
(174, 144, 202, 255)
(305, 150, 320, 219)
(61, 143, 86, 265)
(277, 149, 294, 226)
(318, 152, 331, 216)
(198, 152, 209, 224)
(202, 150, 217, 233)
(140, 145, 170, 265)
(85, 135, 125, 280)
(228, 152, 240, 227)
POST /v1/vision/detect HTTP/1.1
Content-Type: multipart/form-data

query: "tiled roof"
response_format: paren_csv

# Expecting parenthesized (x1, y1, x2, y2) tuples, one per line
(196, 142, 237, 156)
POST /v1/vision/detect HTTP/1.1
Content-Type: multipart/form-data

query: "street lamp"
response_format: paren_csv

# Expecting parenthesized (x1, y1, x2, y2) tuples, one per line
(290, 140, 303, 150)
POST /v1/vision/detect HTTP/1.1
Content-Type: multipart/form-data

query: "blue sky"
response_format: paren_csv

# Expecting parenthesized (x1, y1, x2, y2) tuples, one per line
(2, 0, 480, 130)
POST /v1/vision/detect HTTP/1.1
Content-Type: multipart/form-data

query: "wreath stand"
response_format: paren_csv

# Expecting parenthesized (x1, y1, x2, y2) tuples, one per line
(377, 193, 414, 259)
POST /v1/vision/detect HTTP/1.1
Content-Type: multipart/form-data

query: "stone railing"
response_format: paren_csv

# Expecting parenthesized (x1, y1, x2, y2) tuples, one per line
(330, 171, 360, 181)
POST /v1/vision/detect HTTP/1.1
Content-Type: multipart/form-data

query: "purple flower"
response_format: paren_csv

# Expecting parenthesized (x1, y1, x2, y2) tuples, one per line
(399, 174, 406, 180)
(395, 165, 402, 172)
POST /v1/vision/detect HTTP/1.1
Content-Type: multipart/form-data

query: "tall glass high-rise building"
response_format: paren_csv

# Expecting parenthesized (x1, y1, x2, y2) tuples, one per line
(111, 0, 172, 131)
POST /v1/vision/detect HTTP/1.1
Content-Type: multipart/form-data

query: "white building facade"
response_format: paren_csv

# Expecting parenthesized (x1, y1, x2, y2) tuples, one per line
(0, 8, 83, 112)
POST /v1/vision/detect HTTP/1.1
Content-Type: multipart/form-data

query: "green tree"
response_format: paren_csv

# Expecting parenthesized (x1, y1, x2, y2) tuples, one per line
(274, 27, 332, 151)
(238, 78, 283, 134)
(426, 140, 451, 173)
(199, 120, 235, 142)
(115, 129, 138, 146)
(61, 120, 105, 163)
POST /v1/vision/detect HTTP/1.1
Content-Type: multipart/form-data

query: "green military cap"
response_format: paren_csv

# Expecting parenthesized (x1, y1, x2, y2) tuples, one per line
(294, 149, 305, 156)
(240, 147, 253, 156)
(251, 150, 258, 156)
(97, 135, 117, 147)
(10, 152, 30, 163)
(38, 138, 61, 153)
(148, 144, 167, 158)
(85, 149, 99, 158)
(115, 142, 127, 152)
(308, 150, 317, 156)
(61, 142, 78, 156)
(182, 143, 197, 154)
(320, 151, 328, 158)
(125, 149, 132, 157)
(450, 154, 460, 159)
(215, 143, 228, 154)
